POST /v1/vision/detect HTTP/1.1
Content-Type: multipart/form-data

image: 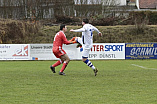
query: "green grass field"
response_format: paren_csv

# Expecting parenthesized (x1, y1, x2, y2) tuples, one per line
(0, 60, 157, 104)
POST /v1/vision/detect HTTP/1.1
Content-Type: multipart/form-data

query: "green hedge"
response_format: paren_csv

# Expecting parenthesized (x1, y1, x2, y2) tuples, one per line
(1, 19, 157, 44)
(31, 25, 157, 43)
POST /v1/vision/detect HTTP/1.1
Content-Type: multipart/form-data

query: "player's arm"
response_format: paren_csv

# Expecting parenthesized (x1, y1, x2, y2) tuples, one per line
(92, 26, 102, 37)
(70, 28, 85, 32)
(69, 37, 77, 43)
(62, 34, 75, 45)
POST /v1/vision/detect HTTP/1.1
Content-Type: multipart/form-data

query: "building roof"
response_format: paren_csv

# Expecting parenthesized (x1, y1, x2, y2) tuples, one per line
(139, 0, 157, 9)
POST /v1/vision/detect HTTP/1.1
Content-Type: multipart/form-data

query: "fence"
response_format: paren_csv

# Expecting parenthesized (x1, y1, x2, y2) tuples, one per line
(0, 43, 157, 60)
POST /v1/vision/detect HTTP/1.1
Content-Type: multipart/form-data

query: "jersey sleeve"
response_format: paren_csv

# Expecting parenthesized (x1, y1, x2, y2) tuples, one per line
(62, 33, 71, 45)
(72, 28, 85, 32)
(92, 25, 100, 33)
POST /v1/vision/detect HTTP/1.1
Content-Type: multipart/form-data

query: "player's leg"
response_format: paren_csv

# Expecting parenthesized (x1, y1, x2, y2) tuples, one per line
(50, 60, 63, 73)
(75, 37, 83, 45)
(52, 60, 63, 67)
(59, 54, 70, 75)
(50, 48, 63, 73)
(75, 37, 83, 48)
(82, 49, 98, 76)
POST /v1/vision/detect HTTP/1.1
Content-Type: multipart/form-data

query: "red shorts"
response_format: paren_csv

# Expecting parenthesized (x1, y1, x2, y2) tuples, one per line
(53, 47, 66, 58)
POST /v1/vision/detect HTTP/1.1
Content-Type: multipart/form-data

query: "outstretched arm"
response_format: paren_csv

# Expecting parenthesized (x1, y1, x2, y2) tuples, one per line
(70, 28, 85, 32)
(62, 34, 75, 45)
(92, 26, 102, 37)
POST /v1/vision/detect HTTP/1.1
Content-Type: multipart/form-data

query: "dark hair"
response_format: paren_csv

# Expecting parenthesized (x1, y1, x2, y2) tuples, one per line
(82, 18, 89, 23)
(60, 24, 65, 30)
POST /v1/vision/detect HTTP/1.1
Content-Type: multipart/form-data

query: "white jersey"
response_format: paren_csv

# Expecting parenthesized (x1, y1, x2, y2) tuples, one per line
(73, 24, 100, 49)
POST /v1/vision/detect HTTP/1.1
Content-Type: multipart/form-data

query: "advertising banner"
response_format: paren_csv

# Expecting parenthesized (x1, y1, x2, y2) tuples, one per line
(30, 44, 79, 60)
(87, 43, 125, 59)
(30, 43, 125, 60)
(125, 43, 157, 59)
(0, 43, 125, 60)
(30, 44, 55, 60)
(0, 44, 30, 60)
(63, 44, 81, 60)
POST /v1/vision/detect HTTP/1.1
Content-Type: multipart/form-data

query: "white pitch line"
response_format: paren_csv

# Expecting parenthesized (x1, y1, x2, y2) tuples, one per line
(131, 64, 157, 70)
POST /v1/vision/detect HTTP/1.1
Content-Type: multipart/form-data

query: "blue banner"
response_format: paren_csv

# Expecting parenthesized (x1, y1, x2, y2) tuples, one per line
(125, 43, 157, 59)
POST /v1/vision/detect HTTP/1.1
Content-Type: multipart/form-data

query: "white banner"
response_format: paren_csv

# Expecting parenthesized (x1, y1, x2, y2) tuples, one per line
(30, 43, 125, 60)
(0, 44, 30, 60)
(88, 43, 125, 59)
(62, 44, 81, 60)
(30, 44, 55, 60)
(0, 43, 125, 60)
(30, 44, 79, 60)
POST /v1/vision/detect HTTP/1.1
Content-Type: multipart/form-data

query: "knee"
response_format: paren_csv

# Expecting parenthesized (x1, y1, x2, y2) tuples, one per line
(82, 58, 87, 62)
(66, 57, 70, 63)
(67, 59, 70, 63)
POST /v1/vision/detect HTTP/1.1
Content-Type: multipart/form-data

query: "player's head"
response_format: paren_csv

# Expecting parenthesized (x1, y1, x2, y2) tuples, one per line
(82, 18, 89, 25)
(60, 24, 67, 32)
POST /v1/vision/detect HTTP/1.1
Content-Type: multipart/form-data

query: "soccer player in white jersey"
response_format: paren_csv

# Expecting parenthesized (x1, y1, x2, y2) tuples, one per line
(70, 18, 102, 76)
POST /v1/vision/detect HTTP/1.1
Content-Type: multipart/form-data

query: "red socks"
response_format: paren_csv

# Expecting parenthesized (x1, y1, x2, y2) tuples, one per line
(60, 62, 68, 72)
(52, 60, 63, 67)
(52, 61, 68, 72)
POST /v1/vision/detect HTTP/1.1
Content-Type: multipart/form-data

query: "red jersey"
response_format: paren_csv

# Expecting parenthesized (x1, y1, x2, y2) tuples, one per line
(53, 31, 70, 48)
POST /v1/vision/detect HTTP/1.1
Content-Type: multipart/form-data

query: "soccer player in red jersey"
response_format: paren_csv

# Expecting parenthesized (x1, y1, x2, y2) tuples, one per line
(50, 24, 76, 75)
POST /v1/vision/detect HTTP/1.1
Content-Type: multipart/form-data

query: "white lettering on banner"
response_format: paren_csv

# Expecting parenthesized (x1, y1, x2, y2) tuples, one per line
(13, 45, 28, 56)
(155, 48, 157, 55)
(130, 48, 157, 56)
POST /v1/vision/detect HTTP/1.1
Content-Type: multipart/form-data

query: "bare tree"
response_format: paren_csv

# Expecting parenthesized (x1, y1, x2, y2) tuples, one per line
(0, 0, 128, 20)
